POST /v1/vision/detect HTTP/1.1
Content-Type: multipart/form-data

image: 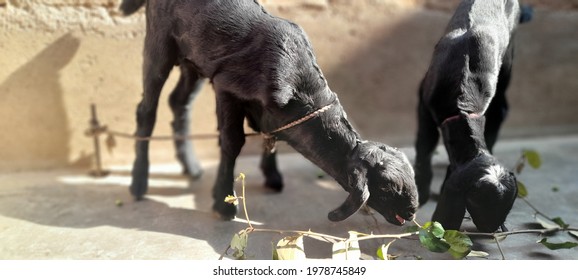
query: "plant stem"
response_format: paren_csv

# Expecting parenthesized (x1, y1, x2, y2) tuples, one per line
(464, 227, 573, 239)
(250, 228, 419, 247)
(494, 238, 506, 260)
(219, 245, 231, 260)
(520, 197, 554, 220)
(236, 173, 252, 229)
(250, 228, 344, 243)
(348, 232, 418, 243)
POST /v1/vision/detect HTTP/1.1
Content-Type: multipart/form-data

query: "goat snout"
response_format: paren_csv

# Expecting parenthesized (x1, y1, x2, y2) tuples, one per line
(365, 146, 419, 226)
(466, 169, 518, 232)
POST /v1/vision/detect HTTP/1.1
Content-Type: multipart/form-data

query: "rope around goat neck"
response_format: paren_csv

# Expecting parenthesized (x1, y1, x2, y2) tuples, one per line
(262, 102, 335, 139)
(261, 102, 335, 153)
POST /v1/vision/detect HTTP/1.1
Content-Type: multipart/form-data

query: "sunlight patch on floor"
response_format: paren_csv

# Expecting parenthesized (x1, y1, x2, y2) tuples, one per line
(57, 174, 190, 188)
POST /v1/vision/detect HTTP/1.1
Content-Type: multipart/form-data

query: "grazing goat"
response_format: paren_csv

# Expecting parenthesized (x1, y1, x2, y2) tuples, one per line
(414, 0, 532, 232)
(121, 0, 418, 225)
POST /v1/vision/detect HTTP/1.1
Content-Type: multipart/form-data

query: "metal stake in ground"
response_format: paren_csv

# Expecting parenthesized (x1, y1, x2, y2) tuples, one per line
(87, 103, 110, 177)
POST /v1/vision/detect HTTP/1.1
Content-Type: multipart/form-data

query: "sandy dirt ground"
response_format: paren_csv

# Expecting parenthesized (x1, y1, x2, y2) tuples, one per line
(1, 135, 577, 260)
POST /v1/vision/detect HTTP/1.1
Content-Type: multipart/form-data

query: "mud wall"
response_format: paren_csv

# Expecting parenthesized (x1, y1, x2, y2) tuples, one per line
(1, 0, 577, 172)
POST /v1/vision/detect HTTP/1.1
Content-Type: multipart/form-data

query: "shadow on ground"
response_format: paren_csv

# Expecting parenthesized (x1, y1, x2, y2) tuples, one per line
(1, 135, 577, 260)
(0, 154, 433, 260)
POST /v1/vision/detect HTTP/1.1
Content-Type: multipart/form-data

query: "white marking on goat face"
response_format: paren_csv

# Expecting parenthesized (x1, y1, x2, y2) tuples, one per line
(480, 164, 506, 186)
(445, 28, 467, 40)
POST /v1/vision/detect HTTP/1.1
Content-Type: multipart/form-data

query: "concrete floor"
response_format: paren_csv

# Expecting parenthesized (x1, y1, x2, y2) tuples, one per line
(1, 135, 577, 260)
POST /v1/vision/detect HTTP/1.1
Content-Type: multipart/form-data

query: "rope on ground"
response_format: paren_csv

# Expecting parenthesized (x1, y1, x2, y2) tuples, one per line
(85, 125, 262, 156)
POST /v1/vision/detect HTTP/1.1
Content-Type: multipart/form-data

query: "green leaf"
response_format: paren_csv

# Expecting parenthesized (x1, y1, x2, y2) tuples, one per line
(536, 216, 560, 230)
(424, 221, 445, 239)
(419, 233, 451, 253)
(224, 195, 239, 206)
(332, 232, 361, 260)
(467, 250, 490, 258)
(444, 230, 473, 259)
(272, 242, 279, 260)
(376, 241, 395, 260)
(551, 217, 569, 229)
(517, 181, 528, 198)
(419, 229, 450, 253)
(115, 199, 123, 207)
(230, 229, 249, 259)
(551, 186, 560, 192)
(538, 238, 578, 250)
(275, 235, 306, 260)
(376, 244, 387, 260)
(419, 222, 450, 253)
(523, 149, 542, 169)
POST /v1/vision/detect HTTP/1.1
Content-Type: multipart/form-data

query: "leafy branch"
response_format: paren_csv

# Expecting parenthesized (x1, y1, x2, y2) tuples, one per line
(441, 149, 578, 259)
(220, 174, 473, 260)
(511, 150, 578, 252)
(220, 149, 577, 260)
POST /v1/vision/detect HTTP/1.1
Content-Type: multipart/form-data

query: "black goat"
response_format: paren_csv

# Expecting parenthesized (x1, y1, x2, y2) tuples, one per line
(121, 0, 418, 225)
(414, 0, 532, 232)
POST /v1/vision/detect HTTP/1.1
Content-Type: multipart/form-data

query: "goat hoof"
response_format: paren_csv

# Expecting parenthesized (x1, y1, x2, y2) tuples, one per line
(212, 201, 237, 220)
(183, 167, 203, 180)
(264, 174, 283, 193)
(129, 180, 148, 200)
(212, 211, 236, 221)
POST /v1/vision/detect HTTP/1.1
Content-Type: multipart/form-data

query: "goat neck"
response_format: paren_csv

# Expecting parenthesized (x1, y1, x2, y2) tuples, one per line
(440, 113, 488, 167)
(280, 100, 360, 186)
(275, 92, 364, 219)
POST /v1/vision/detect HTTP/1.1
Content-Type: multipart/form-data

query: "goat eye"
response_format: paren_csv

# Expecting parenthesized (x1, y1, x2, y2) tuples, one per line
(377, 161, 385, 168)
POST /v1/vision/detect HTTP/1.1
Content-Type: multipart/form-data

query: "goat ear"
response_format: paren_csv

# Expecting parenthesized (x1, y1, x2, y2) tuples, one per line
(328, 165, 369, 222)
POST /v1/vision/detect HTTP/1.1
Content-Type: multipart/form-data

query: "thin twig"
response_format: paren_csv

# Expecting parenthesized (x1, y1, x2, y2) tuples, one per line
(236, 173, 252, 229)
(464, 227, 566, 238)
(495, 237, 506, 260)
(250, 228, 345, 244)
(235, 173, 419, 245)
(521, 197, 553, 220)
(228, 163, 576, 260)
(348, 232, 418, 243)
(219, 245, 231, 260)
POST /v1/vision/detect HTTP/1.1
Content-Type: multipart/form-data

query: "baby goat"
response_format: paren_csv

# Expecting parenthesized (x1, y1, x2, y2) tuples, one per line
(414, 0, 532, 232)
(122, 0, 418, 224)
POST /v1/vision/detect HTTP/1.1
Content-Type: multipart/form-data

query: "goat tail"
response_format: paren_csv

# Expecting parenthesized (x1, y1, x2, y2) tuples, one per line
(120, 0, 146, 16)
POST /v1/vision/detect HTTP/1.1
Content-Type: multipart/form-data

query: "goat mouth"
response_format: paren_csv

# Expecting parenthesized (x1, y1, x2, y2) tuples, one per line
(383, 212, 410, 226)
